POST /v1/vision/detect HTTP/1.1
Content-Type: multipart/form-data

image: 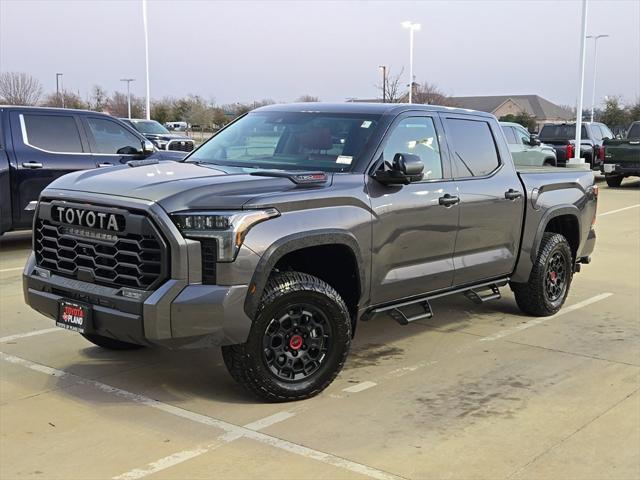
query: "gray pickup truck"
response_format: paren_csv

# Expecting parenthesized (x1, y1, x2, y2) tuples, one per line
(23, 103, 598, 401)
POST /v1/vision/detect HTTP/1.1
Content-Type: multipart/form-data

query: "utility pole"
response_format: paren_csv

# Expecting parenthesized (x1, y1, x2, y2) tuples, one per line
(379, 65, 387, 103)
(570, 0, 588, 165)
(56, 73, 63, 108)
(401, 21, 420, 103)
(142, 0, 151, 120)
(587, 34, 610, 122)
(120, 78, 135, 119)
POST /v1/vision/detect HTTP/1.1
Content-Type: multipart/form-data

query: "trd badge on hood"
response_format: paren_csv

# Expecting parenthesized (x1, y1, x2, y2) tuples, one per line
(53, 206, 124, 232)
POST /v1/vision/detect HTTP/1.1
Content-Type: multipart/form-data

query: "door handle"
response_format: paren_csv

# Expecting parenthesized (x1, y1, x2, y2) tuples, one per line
(97, 162, 114, 168)
(438, 194, 460, 207)
(22, 162, 43, 169)
(504, 189, 523, 200)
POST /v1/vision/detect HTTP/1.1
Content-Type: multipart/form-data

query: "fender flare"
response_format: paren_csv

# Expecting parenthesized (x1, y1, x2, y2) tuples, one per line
(530, 205, 582, 263)
(244, 229, 367, 319)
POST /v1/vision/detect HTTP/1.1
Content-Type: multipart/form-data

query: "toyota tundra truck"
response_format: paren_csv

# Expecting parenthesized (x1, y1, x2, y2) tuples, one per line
(23, 103, 598, 402)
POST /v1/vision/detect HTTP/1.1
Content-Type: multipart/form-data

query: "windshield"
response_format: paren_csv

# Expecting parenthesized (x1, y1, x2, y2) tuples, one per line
(132, 120, 170, 135)
(539, 124, 588, 141)
(187, 111, 381, 172)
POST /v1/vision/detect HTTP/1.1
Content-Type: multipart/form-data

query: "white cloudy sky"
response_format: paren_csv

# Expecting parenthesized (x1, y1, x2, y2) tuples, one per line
(1, 0, 639, 108)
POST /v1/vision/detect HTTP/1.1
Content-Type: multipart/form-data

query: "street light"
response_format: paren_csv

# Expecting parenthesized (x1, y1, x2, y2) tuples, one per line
(56, 73, 63, 108)
(120, 78, 135, 119)
(142, 0, 151, 120)
(586, 34, 610, 122)
(401, 21, 420, 103)
(570, 0, 588, 165)
(379, 65, 387, 103)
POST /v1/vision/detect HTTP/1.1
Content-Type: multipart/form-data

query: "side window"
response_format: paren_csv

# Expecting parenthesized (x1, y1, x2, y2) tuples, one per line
(515, 127, 530, 145)
(382, 117, 443, 180)
(446, 118, 500, 177)
(590, 125, 603, 142)
(86, 117, 142, 154)
(502, 126, 517, 144)
(22, 114, 83, 153)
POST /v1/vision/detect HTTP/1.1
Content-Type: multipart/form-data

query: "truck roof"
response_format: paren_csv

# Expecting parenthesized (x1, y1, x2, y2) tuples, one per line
(255, 102, 495, 118)
(0, 105, 104, 115)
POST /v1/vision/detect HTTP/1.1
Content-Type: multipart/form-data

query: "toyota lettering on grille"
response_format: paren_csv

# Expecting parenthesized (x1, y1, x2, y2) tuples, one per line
(53, 206, 124, 232)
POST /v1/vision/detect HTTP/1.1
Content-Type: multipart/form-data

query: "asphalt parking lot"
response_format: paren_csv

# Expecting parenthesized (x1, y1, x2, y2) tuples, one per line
(1, 178, 639, 480)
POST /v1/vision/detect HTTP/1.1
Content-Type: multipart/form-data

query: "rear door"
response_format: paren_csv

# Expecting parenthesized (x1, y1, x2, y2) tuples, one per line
(367, 113, 459, 304)
(441, 114, 525, 286)
(9, 110, 94, 225)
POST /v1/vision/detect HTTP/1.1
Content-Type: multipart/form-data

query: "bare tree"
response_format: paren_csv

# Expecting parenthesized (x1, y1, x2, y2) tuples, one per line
(412, 82, 456, 106)
(0, 72, 43, 105)
(376, 67, 404, 103)
(89, 85, 109, 112)
(296, 94, 320, 102)
(107, 91, 144, 117)
(41, 90, 88, 109)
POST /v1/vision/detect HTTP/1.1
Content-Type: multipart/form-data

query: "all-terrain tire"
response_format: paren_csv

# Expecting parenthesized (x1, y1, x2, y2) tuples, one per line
(222, 271, 351, 402)
(605, 174, 623, 187)
(511, 232, 573, 316)
(81, 333, 146, 350)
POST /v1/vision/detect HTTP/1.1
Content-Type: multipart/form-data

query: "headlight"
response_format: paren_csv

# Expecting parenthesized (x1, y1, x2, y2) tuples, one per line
(171, 209, 280, 261)
(154, 140, 168, 149)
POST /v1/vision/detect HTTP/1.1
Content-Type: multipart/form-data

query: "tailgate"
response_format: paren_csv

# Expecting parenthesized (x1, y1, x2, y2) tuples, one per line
(604, 140, 640, 164)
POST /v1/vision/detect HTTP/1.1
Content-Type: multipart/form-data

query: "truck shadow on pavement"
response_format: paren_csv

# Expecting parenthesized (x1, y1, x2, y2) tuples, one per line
(46, 292, 531, 406)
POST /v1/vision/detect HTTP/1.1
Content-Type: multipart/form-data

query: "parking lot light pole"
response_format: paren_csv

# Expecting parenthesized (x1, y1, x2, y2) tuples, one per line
(401, 21, 420, 103)
(120, 78, 135, 119)
(142, 0, 151, 120)
(56, 73, 63, 108)
(379, 65, 387, 103)
(570, 0, 588, 166)
(587, 34, 610, 122)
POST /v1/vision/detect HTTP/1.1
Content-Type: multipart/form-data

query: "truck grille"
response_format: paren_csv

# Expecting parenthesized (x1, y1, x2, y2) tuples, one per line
(167, 140, 194, 152)
(34, 203, 169, 291)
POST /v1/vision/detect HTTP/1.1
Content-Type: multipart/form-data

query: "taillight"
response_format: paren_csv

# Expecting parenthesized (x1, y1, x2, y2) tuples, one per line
(598, 145, 605, 161)
(566, 143, 574, 160)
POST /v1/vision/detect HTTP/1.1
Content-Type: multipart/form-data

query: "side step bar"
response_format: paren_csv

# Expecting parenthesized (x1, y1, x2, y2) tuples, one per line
(368, 278, 509, 325)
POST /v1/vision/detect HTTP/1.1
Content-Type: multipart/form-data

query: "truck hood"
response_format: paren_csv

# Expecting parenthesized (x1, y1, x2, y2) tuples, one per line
(45, 161, 331, 212)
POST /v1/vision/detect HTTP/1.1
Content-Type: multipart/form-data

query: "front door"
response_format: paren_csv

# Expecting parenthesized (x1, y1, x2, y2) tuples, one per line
(441, 114, 525, 285)
(368, 114, 459, 305)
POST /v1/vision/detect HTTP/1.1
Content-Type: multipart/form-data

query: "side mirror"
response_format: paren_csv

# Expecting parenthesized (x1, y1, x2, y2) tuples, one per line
(529, 135, 541, 146)
(142, 139, 155, 155)
(374, 153, 424, 186)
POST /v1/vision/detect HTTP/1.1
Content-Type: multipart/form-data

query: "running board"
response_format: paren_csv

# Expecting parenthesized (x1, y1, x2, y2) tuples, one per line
(463, 285, 501, 304)
(367, 278, 509, 325)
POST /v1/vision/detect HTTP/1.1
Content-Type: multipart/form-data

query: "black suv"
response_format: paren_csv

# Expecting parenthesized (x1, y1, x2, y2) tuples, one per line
(120, 118, 195, 153)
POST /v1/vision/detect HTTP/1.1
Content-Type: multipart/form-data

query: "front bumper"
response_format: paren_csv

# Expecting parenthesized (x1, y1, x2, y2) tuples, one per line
(23, 254, 252, 347)
(22, 190, 256, 348)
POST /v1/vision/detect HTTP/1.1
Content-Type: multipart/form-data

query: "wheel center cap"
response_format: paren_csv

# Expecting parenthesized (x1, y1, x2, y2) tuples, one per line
(550, 271, 558, 282)
(289, 334, 303, 351)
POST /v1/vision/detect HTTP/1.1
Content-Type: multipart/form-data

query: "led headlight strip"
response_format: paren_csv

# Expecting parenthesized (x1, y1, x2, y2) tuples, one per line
(171, 209, 280, 261)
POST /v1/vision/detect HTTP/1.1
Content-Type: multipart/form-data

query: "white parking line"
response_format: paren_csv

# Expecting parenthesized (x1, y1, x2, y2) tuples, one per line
(479, 293, 613, 342)
(343, 381, 378, 393)
(598, 204, 640, 217)
(0, 352, 402, 480)
(0, 266, 24, 273)
(0, 327, 62, 344)
(115, 413, 296, 480)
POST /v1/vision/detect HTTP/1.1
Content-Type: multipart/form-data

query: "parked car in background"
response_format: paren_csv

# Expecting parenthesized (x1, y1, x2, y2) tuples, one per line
(500, 122, 557, 166)
(601, 121, 640, 187)
(538, 122, 613, 169)
(0, 106, 184, 235)
(121, 118, 195, 153)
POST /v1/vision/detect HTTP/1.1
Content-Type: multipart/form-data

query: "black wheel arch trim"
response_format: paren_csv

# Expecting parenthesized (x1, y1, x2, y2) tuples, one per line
(244, 229, 367, 319)
(530, 205, 582, 263)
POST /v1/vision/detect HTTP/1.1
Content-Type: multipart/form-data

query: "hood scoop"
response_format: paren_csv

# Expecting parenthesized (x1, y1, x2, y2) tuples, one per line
(128, 158, 159, 168)
(250, 170, 328, 186)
